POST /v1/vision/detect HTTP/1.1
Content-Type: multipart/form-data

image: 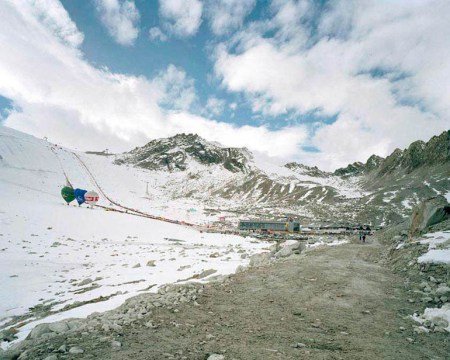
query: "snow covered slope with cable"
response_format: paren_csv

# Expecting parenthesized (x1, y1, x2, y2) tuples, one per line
(0, 126, 270, 344)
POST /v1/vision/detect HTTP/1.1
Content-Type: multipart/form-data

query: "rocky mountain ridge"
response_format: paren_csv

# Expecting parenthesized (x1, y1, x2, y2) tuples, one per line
(111, 130, 449, 227)
(115, 133, 250, 173)
(334, 130, 449, 177)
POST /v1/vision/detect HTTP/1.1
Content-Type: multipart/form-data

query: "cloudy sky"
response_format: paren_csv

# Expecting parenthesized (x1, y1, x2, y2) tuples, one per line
(0, 0, 449, 170)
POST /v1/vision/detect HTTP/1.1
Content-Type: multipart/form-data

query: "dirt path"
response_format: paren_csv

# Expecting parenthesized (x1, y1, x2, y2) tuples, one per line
(21, 238, 449, 359)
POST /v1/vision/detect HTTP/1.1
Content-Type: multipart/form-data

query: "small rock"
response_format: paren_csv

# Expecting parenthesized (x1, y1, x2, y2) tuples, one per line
(144, 321, 158, 329)
(78, 278, 93, 286)
(69, 347, 84, 354)
(406, 337, 414, 343)
(431, 317, 449, 328)
(111, 340, 121, 349)
(17, 350, 29, 360)
(292, 342, 306, 348)
(132, 263, 141, 268)
(435, 285, 450, 296)
(57, 344, 67, 353)
(146, 260, 156, 267)
(413, 326, 429, 334)
(207, 355, 225, 360)
(43, 355, 58, 360)
(193, 269, 217, 279)
(399, 326, 406, 331)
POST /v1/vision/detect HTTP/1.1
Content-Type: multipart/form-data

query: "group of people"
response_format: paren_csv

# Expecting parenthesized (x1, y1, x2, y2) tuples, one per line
(358, 225, 371, 243)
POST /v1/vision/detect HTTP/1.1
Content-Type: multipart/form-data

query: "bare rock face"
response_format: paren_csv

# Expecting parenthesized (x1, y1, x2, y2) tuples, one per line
(409, 196, 450, 237)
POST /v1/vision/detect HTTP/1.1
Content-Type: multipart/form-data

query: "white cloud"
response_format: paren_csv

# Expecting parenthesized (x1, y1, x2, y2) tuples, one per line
(167, 112, 307, 158)
(0, 0, 305, 160)
(205, 0, 255, 35)
(22, 0, 84, 47)
(204, 96, 226, 116)
(159, 0, 203, 37)
(148, 26, 168, 42)
(95, 0, 140, 46)
(154, 65, 197, 111)
(214, 0, 450, 170)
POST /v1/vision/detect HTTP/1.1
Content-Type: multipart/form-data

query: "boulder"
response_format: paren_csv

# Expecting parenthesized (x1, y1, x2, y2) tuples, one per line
(0, 328, 17, 342)
(48, 321, 69, 334)
(28, 323, 51, 339)
(249, 252, 271, 267)
(43, 355, 58, 360)
(207, 355, 225, 360)
(274, 241, 305, 258)
(409, 196, 450, 237)
(69, 347, 84, 354)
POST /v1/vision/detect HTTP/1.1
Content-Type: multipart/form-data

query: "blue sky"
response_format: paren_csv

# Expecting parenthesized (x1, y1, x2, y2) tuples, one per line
(0, 0, 449, 170)
(58, 0, 311, 131)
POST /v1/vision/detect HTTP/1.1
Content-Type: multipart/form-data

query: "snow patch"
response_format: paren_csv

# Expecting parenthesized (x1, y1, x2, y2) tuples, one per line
(417, 231, 450, 265)
(412, 303, 450, 333)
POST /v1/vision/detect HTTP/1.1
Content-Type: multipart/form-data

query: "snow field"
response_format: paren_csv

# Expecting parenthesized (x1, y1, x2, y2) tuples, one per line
(0, 126, 271, 342)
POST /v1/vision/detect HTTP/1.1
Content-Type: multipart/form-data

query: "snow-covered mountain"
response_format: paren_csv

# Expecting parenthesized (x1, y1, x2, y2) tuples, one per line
(113, 130, 450, 226)
(113, 133, 368, 225)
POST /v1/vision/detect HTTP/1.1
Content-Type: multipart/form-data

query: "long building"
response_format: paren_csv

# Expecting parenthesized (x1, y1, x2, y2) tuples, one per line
(238, 219, 301, 232)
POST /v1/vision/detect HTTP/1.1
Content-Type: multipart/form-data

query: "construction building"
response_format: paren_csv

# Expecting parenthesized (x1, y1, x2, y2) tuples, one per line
(238, 219, 301, 232)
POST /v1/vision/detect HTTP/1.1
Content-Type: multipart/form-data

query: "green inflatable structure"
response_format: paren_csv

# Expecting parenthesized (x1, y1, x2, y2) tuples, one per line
(61, 186, 75, 204)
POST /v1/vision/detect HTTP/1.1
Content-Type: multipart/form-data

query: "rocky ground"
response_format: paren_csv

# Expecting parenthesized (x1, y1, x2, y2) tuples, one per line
(3, 234, 448, 360)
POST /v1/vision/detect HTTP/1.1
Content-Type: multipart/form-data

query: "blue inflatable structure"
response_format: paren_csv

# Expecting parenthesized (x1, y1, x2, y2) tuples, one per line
(74, 188, 88, 205)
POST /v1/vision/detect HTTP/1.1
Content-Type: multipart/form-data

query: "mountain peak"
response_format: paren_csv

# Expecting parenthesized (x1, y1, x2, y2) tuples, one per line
(115, 133, 250, 173)
(285, 162, 329, 177)
(334, 130, 449, 177)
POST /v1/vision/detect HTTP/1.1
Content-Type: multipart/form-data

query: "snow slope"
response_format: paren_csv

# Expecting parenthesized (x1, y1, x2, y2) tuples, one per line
(0, 126, 270, 342)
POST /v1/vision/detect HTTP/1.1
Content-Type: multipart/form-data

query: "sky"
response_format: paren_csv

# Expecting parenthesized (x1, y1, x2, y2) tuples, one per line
(0, 0, 449, 171)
